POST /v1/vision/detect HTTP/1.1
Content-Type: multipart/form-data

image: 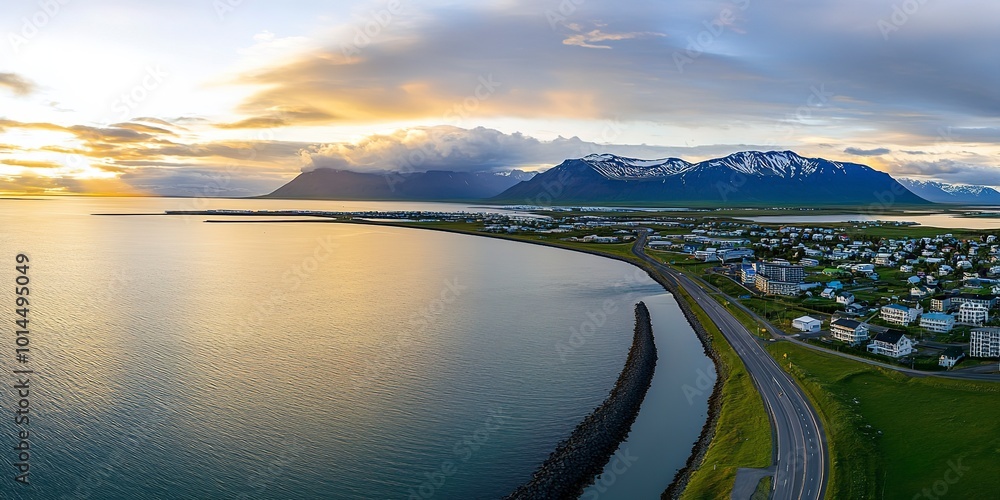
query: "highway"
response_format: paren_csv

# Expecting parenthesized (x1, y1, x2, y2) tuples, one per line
(632, 232, 828, 500)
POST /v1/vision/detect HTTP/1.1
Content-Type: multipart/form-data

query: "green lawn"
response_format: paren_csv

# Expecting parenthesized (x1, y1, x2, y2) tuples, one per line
(766, 342, 1000, 499)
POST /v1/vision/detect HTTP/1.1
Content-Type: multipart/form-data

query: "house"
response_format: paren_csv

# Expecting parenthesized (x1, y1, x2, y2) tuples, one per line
(951, 293, 997, 310)
(831, 318, 869, 345)
(957, 302, 989, 326)
(880, 304, 922, 326)
(919, 312, 955, 333)
(970, 328, 1000, 358)
(754, 274, 801, 296)
(820, 288, 836, 299)
(739, 265, 756, 285)
(792, 316, 822, 333)
(906, 276, 922, 285)
(900, 264, 914, 273)
(868, 330, 915, 358)
(836, 293, 855, 305)
(874, 253, 894, 266)
(910, 285, 932, 299)
(800, 258, 820, 267)
(827, 281, 844, 290)
(938, 346, 965, 368)
(846, 303, 868, 315)
(756, 262, 805, 283)
(853, 263, 875, 273)
(930, 296, 952, 312)
(939, 264, 954, 276)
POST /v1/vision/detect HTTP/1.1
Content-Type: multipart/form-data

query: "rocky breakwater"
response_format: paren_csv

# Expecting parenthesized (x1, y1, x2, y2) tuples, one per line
(504, 301, 657, 500)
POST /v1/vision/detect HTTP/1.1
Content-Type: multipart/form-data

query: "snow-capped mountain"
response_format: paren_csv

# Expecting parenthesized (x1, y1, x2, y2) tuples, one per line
(495, 151, 930, 206)
(897, 178, 1000, 205)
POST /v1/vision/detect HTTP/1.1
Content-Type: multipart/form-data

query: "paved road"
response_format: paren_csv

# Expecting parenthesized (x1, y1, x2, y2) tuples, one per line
(632, 233, 827, 500)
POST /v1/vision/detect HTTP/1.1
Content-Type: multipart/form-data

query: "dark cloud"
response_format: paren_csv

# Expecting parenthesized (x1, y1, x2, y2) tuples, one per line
(301, 124, 776, 173)
(844, 147, 891, 156)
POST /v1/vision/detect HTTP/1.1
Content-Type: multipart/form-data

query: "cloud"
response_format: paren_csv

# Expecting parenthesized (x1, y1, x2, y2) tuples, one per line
(0, 159, 62, 169)
(300, 124, 778, 173)
(0, 73, 36, 96)
(214, 107, 336, 129)
(562, 28, 665, 49)
(886, 159, 1000, 187)
(844, 147, 890, 156)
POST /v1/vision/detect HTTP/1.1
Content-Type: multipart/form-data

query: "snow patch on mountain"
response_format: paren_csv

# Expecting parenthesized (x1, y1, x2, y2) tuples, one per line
(580, 150, 855, 180)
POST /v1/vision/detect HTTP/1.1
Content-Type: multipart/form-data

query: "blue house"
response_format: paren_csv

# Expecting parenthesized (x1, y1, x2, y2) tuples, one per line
(828, 281, 844, 290)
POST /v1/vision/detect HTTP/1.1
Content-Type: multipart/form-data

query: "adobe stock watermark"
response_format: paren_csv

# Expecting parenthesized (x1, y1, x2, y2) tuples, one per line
(213, 0, 246, 21)
(383, 74, 501, 192)
(7, 0, 72, 54)
(673, 0, 750, 73)
(544, 0, 586, 30)
(237, 439, 306, 500)
(523, 118, 626, 207)
(111, 65, 169, 120)
(235, 234, 341, 336)
(681, 361, 717, 405)
(555, 268, 647, 362)
(354, 277, 467, 389)
(341, 0, 406, 59)
(407, 406, 510, 500)
(877, 0, 931, 41)
(582, 447, 639, 499)
(910, 453, 971, 499)
(716, 84, 835, 202)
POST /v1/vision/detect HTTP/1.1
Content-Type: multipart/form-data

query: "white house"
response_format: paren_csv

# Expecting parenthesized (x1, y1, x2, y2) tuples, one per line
(939, 264, 954, 276)
(836, 293, 855, 305)
(900, 265, 914, 273)
(957, 302, 989, 326)
(938, 347, 965, 368)
(868, 330, 915, 358)
(919, 312, 955, 333)
(792, 316, 822, 333)
(970, 328, 1000, 358)
(821, 288, 836, 299)
(831, 318, 869, 345)
(880, 304, 922, 326)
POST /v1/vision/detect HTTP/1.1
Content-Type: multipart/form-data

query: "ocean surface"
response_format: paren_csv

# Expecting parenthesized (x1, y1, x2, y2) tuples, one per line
(0, 197, 710, 499)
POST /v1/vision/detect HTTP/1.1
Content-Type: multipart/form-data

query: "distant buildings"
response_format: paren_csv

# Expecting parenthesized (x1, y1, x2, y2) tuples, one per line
(957, 302, 989, 326)
(970, 328, 1000, 358)
(880, 304, 922, 326)
(831, 318, 869, 345)
(951, 293, 997, 310)
(792, 316, 822, 333)
(938, 346, 965, 368)
(754, 261, 805, 296)
(930, 296, 951, 312)
(919, 312, 955, 333)
(867, 330, 915, 358)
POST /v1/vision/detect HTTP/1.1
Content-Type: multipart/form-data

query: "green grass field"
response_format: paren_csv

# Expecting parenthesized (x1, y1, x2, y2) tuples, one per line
(766, 342, 1000, 499)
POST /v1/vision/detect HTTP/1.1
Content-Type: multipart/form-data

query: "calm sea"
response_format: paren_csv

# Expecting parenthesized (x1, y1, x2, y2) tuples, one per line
(0, 197, 710, 499)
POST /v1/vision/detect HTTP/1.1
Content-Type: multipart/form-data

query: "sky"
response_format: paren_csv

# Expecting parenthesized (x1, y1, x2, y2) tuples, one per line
(0, 0, 998, 196)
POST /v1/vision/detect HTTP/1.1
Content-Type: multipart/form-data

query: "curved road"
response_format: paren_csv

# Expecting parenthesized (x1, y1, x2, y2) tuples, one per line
(632, 233, 827, 500)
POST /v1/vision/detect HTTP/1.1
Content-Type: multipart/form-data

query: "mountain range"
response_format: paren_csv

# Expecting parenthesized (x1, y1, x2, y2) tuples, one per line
(493, 151, 928, 206)
(265, 168, 535, 201)
(266, 151, 998, 206)
(896, 178, 1000, 205)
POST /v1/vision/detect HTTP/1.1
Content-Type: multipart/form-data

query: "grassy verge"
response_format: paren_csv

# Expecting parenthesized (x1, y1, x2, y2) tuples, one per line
(765, 342, 1000, 500)
(675, 286, 772, 500)
(750, 476, 772, 500)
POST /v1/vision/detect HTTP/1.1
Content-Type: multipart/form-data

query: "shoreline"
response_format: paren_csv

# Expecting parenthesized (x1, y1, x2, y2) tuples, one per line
(505, 302, 658, 499)
(168, 215, 727, 498)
